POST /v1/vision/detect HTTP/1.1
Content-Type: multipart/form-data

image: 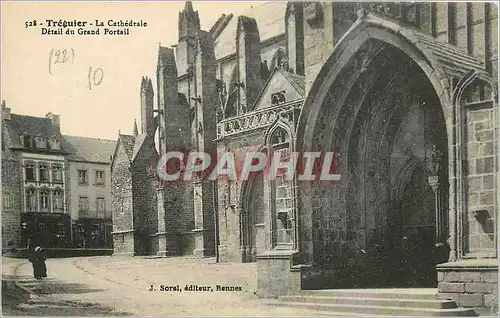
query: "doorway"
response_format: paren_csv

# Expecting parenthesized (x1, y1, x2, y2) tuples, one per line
(390, 165, 441, 287)
(242, 172, 265, 262)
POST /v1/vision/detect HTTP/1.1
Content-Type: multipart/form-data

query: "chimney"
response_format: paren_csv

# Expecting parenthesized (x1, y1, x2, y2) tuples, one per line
(1, 100, 11, 120)
(45, 112, 60, 126)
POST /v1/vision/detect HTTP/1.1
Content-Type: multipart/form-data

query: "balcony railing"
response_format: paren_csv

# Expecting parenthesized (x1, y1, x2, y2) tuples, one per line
(24, 179, 64, 186)
(216, 101, 303, 139)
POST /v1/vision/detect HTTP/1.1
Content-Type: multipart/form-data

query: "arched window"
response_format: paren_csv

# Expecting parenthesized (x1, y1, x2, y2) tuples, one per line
(52, 164, 63, 183)
(269, 125, 295, 248)
(26, 188, 37, 212)
(53, 189, 64, 212)
(40, 188, 50, 212)
(39, 162, 49, 182)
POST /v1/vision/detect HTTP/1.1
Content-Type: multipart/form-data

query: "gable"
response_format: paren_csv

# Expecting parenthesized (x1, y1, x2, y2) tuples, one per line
(252, 69, 304, 111)
(111, 139, 130, 173)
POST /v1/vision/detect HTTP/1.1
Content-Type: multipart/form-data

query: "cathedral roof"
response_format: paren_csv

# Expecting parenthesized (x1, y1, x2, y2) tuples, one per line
(213, 1, 287, 60)
(62, 135, 116, 164)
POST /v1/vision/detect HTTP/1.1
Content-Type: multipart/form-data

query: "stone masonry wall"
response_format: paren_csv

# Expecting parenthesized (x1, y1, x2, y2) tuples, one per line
(112, 232, 135, 256)
(1, 146, 22, 249)
(437, 263, 498, 310)
(111, 144, 134, 255)
(217, 131, 266, 262)
(131, 140, 158, 256)
(466, 107, 497, 256)
(303, 2, 335, 93)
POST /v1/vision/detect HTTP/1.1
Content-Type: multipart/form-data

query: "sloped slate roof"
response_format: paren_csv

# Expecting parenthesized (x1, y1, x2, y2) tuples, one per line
(213, 1, 287, 60)
(118, 134, 136, 161)
(62, 135, 116, 164)
(5, 114, 69, 154)
(8, 114, 59, 137)
(414, 33, 485, 78)
(131, 133, 148, 162)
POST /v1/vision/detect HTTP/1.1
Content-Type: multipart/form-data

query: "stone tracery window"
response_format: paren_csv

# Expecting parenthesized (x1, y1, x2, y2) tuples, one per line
(271, 91, 286, 106)
(269, 126, 295, 248)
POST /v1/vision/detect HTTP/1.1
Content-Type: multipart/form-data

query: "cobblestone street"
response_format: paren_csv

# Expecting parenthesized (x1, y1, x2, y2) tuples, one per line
(2, 256, 316, 316)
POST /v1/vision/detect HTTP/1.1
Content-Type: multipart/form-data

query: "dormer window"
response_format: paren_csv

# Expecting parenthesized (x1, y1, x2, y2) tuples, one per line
(35, 136, 47, 149)
(49, 138, 61, 150)
(23, 135, 33, 149)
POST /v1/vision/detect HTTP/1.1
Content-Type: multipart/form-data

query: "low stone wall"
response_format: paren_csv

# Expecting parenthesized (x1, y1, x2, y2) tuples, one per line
(3, 248, 113, 258)
(256, 251, 301, 298)
(437, 259, 498, 310)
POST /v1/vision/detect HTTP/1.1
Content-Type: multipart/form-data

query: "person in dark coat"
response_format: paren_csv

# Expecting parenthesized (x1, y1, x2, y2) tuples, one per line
(29, 246, 47, 279)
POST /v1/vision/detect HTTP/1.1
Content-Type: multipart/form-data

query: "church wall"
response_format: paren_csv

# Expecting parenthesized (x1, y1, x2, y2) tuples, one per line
(303, 2, 335, 93)
(260, 40, 286, 71)
(111, 144, 135, 255)
(465, 107, 496, 256)
(217, 131, 266, 262)
(219, 59, 236, 84)
(131, 149, 158, 255)
(291, 2, 498, 305)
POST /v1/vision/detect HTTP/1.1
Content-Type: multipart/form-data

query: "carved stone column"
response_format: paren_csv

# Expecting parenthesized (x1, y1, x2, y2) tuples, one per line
(428, 145, 450, 264)
(428, 175, 443, 244)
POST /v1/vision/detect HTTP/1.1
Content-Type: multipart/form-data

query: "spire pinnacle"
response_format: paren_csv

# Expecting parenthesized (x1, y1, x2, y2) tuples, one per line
(133, 119, 138, 137)
(185, 1, 194, 13)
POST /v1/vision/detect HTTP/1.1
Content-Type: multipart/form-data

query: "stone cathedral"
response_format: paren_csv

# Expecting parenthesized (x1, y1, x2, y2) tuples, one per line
(111, 1, 498, 310)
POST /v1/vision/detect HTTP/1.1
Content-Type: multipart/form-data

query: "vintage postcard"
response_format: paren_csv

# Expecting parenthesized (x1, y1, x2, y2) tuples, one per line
(1, 1, 498, 316)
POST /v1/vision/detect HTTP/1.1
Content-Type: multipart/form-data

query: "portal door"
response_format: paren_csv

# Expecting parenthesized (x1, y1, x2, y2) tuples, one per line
(396, 166, 438, 287)
(243, 173, 265, 262)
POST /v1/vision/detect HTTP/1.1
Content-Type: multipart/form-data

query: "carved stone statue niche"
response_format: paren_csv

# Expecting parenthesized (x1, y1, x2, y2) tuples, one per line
(428, 145, 443, 176)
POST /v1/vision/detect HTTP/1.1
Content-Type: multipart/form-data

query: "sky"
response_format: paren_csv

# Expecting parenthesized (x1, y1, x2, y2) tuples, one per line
(1, 1, 266, 140)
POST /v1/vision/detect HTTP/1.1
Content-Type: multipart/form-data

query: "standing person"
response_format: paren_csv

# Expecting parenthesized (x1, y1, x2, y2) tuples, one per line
(29, 246, 47, 279)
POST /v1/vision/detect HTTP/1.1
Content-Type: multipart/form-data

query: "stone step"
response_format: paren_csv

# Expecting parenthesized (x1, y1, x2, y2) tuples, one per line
(266, 300, 477, 316)
(300, 288, 438, 300)
(278, 295, 458, 309)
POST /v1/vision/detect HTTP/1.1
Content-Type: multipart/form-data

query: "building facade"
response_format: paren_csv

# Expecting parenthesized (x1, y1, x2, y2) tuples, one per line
(63, 135, 115, 248)
(1, 102, 116, 250)
(112, 1, 498, 309)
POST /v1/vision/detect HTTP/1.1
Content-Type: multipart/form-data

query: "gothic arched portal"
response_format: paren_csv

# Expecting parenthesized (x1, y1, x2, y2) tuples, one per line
(294, 15, 463, 288)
